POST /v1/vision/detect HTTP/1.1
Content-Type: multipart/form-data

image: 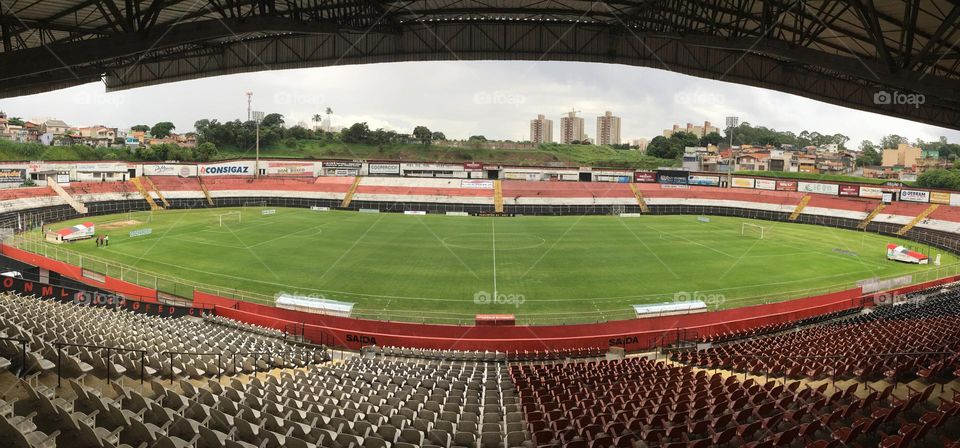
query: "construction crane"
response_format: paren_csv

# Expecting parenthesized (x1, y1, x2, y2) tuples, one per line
(563, 109, 582, 116)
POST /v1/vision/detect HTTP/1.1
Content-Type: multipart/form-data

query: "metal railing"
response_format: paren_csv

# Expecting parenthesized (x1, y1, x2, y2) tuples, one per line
(158, 349, 320, 384)
(54, 341, 146, 387)
(8, 203, 960, 326)
(0, 335, 29, 378)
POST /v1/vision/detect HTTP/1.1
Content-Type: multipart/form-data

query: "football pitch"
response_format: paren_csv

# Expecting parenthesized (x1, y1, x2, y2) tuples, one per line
(33, 207, 958, 324)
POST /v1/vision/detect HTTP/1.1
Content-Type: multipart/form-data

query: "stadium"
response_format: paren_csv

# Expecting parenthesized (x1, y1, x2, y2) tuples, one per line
(0, 1, 960, 448)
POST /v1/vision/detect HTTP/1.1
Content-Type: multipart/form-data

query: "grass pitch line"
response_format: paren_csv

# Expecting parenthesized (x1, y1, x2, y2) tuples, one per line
(492, 219, 498, 296)
(637, 222, 738, 259)
(617, 217, 680, 280)
(520, 214, 586, 279)
(221, 221, 282, 280)
(315, 214, 385, 283)
(417, 217, 480, 280)
(247, 214, 347, 248)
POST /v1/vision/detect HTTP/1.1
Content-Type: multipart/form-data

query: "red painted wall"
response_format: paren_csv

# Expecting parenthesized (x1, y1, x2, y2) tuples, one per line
(1, 244, 158, 302)
(205, 287, 862, 351)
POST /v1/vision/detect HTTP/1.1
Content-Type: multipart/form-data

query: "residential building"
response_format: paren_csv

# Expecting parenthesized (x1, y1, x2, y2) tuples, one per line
(77, 126, 118, 147)
(881, 143, 923, 168)
(17, 122, 41, 143)
(663, 121, 719, 138)
(735, 152, 770, 171)
(559, 111, 585, 144)
(529, 114, 553, 144)
(630, 138, 649, 152)
(41, 119, 69, 135)
(819, 143, 839, 153)
(0, 111, 8, 140)
(595, 111, 621, 145)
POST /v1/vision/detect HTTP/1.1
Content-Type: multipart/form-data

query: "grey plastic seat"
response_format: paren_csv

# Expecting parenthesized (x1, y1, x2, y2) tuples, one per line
(454, 431, 477, 448)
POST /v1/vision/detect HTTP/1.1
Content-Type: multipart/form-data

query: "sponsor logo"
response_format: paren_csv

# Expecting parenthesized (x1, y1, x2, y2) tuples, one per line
(634, 172, 656, 182)
(346, 334, 377, 345)
(899, 189, 930, 202)
(368, 163, 401, 175)
(150, 165, 176, 175)
(0, 169, 26, 183)
(201, 165, 250, 175)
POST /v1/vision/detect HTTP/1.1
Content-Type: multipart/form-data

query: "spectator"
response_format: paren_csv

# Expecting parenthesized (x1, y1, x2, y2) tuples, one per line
(104, 235, 109, 246)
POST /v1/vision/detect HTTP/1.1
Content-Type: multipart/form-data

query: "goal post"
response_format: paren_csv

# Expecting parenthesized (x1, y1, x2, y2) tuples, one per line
(125, 210, 153, 223)
(741, 222, 767, 239)
(212, 211, 242, 227)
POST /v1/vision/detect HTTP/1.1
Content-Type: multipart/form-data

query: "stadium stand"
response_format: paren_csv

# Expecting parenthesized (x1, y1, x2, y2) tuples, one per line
(7, 174, 960, 446)
(511, 355, 960, 447)
(0, 292, 326, 383)
(673, 283, 960, 381)
(699, 308, 863, 344)
(354, 178, 494, 205)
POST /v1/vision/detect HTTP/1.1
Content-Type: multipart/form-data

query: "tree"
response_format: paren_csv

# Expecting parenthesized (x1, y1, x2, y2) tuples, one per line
(312, 114, 322, 129)
(8, 117, 24, 126)
(131, 124, 150, 132)
(195, 142, 218, 162)
(150, 122, 176, 139)
(880, 134, 909, 149)
(917, 169, 960, 190)
(431, 131, 446, 141)
(832, 133, 850, 150)
(260, 113, 284, 128)
(855, 140, 882, 166)
(413, 126, 432, 145)
(468, 135, 488, 142)
(341, 122, 371, 143)
(646, 136, 675, 159)
(700, 131, 722, 146)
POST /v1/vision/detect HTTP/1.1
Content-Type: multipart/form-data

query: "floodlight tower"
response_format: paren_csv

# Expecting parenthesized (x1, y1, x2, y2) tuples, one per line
(246, 92, 253, 121)
(726, 116, 740, 178)
(725, 116, 739, 147)
(252, 110, 265, 179)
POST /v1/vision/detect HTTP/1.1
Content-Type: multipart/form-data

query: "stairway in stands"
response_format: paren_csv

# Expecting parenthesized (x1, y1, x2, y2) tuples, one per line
(197, 177, 215, 206)
(130, 178, 161, 211)
(788, 194, 812, 221)
(46, 178, 88, 214)
(857, 203, 885, 230)
(897, 203, 940, 235)
(143, 177, 170, 208)
(340, 176, 362, 208)
(494, 180, 504, 213)
(628, 183, 649, 213)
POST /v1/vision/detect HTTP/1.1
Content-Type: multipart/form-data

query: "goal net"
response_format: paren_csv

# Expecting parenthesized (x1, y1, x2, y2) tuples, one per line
(211, 211, 242, 227)
(741, 223, 767, 239)
(125, 210, 153, 224)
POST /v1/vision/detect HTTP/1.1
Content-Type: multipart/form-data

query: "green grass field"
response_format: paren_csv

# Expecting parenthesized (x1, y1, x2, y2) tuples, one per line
(28, 208, 958, 324)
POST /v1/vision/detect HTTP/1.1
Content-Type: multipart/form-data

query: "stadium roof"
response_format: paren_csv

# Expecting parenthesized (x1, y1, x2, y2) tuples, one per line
(1, 1, 959, 129)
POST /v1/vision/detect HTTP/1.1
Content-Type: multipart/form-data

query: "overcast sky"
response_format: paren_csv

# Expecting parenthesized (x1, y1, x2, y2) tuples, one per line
(1, 61, 958, 147)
